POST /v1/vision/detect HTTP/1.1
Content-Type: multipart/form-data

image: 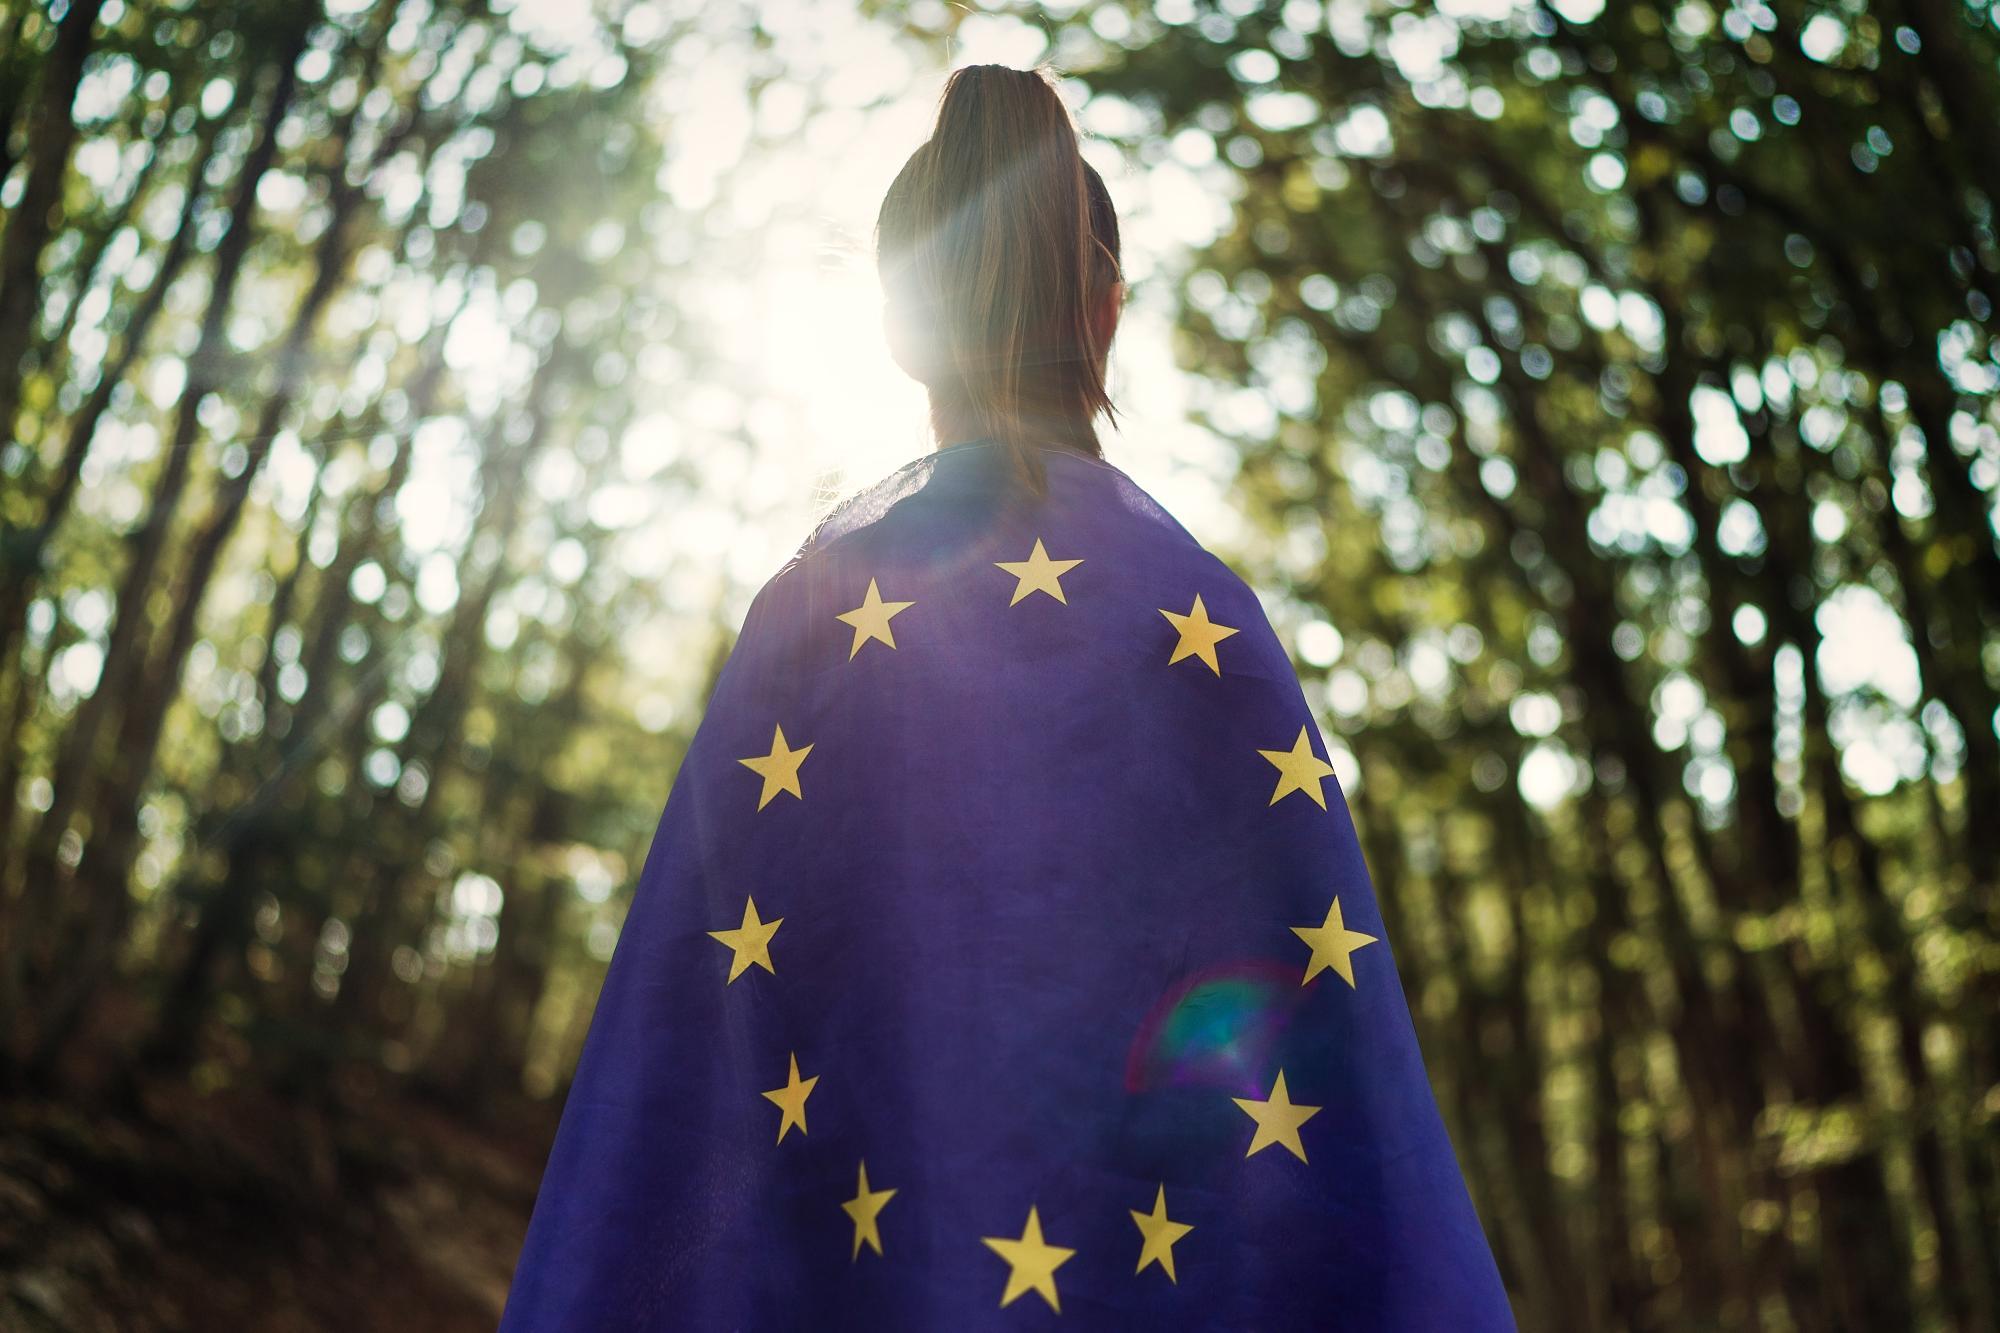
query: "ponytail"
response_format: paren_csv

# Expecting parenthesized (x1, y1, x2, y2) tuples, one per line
(875, 64, 1123, 493)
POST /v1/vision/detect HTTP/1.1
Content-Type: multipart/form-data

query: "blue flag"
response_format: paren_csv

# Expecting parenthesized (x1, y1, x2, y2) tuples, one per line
(499, 440, 1514, 1329)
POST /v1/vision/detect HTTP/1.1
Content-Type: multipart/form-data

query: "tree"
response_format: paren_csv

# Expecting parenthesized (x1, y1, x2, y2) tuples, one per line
(933, 1, 1999, 1327)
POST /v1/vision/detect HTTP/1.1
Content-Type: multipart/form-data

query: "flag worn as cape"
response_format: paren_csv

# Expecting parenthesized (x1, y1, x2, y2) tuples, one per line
(499, 439, 1515, 1330)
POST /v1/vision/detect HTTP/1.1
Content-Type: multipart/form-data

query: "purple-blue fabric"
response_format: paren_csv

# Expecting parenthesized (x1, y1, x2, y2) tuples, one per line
(498, 441, 1514, 1330)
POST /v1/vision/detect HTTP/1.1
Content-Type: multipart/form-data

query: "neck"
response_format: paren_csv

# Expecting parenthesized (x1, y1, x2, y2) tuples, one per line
(928, 398, 1102, 456)
(929, 400, 992, 451)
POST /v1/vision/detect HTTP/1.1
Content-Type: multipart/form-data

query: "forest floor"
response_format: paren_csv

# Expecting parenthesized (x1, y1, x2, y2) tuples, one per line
(0, 1076, 552, 1332)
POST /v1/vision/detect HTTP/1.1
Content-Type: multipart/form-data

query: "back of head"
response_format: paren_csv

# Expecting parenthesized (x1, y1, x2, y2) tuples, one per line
(875, 65, 1123, 493)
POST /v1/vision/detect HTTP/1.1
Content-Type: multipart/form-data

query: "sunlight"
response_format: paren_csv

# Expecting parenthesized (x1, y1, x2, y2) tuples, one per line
(590, 4, 1250, 653)
(745, 228, 931, 497)
(694, 72, 1240, 559)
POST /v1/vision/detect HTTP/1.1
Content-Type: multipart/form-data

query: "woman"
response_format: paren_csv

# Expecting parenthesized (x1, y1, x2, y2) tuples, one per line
(499, 64, 1513, 1330)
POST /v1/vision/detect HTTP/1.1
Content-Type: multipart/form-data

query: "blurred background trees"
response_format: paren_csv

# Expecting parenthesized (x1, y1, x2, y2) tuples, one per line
(1, 1, 1995, 1330)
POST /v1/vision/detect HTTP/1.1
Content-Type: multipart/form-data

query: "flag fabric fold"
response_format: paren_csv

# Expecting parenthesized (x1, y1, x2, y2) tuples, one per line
(498, 440, 1515, 1330)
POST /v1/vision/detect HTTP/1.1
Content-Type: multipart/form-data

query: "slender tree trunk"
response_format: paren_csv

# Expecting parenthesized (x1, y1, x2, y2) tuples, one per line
(26, 90, 400, 1072)
(1894, 0, 2000, 201)
(0, 5, 35, 187)
(0, 0, 106, 444)
(137, 316, 461, 1073)
(0, 112, 226, 917)
(329, 371, 554, 1064)
(32, 117, 175, 399)
(3, 34, 306, 1065)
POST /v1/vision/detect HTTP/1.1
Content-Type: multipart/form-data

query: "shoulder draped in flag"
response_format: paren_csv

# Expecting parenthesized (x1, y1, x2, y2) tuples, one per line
(498, 440, 1516, 1330)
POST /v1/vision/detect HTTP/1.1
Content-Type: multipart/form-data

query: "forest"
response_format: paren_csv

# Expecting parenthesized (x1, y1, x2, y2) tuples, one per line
(1, 0, 1996, 1329)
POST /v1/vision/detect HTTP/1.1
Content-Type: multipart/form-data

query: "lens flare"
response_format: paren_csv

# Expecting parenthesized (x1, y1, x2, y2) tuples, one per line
(1122, 960, 1305, 1096)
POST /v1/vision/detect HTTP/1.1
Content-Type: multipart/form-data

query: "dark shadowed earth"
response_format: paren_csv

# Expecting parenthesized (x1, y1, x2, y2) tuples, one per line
(0, 1082, 546, 1332)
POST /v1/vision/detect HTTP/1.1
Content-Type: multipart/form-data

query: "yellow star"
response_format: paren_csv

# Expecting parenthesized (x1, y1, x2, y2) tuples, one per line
(1129, 1184, 1194, 1283)
(993, 538, 1083, 605)
(706, 896, 782, 983)
(1291, 895, 1377, 989)
(1158, 594, 1240, 675)
(1257, 726, 1335, 809)
(981, 1205, 1075, 1311)
(841, 1160, 897, 1260)
(835, 578, 915, 659)
(1231, 1069, 1322, 1162)
(761, 1051, 819, 1144)
(738, 724, 813, 810)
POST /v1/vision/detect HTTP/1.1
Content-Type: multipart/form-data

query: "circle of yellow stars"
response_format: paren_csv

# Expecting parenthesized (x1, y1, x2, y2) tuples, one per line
(707, 534, 1381, 1312)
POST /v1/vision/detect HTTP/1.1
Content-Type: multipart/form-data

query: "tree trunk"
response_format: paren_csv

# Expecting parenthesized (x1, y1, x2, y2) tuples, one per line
(0, 112, 227, 908)
(0, 0, 106, 445)
(3, 34, 305, 1065)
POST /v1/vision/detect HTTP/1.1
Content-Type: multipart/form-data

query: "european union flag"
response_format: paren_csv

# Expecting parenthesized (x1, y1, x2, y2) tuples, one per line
(499, 440, 1514, 1329)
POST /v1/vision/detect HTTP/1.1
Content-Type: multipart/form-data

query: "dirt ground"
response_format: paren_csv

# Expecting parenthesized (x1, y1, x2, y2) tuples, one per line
(0, 1079, 551, 1332)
